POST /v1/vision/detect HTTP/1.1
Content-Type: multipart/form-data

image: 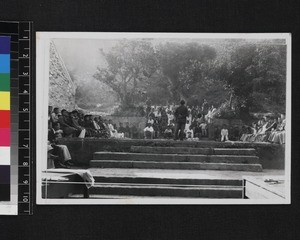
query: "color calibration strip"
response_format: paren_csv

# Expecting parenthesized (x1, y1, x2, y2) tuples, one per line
(0, 36, 11, 202)
(0, 21, 32, 215)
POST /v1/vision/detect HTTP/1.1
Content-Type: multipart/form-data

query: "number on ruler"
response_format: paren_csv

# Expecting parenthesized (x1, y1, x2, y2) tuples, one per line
(23, 180, 29, 184)
(23, 108, 29, 111)
(23, 144, 29, 148)
(23, 54, 28, 58)
(23, 196, 29, 202)
(23, 162, 28, 166)
(23, 72, 29, 76)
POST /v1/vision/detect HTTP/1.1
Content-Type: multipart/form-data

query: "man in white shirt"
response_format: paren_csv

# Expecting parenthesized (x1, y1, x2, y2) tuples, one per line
(144, 123, 154, 139)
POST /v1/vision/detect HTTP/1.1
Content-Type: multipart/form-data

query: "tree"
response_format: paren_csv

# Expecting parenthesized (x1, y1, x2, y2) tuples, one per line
(222, 44, 286, 115)
(94, 40, 159, 108)
(156, 42, 218, 103)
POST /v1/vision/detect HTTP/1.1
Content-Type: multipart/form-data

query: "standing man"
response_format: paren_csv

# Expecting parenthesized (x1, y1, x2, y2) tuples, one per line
(174, 100, 189, 141)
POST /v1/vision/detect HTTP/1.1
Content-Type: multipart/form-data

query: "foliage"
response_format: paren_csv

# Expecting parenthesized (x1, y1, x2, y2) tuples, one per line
(223, 44, 286, 114)
(156, 42, 219, 102)
(93, 40, 159, 108)
(94, 40, 287, 117)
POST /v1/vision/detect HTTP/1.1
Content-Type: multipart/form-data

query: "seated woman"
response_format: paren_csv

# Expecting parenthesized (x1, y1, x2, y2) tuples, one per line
(252, 118, 270, 142)
(268, 114, 286, 144)
(108, 119, 123, 138)
(58, 109, 78, 137)
(240, 123, 257, 142)
(263, 117, 278, 141)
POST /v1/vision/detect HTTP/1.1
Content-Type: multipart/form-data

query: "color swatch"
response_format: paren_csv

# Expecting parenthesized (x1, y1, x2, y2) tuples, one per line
(0, 36, 10, 201)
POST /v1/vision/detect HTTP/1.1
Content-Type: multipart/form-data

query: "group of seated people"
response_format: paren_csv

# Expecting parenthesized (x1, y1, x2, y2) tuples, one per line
(49, 106, 111, 139)
(240, 114, 286, 144)
(48, 106, 145, 140)
(143, 102, 221, 140)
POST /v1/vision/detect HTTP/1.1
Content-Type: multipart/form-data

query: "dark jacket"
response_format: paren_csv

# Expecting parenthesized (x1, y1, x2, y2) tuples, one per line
(174, 105, 188, 123)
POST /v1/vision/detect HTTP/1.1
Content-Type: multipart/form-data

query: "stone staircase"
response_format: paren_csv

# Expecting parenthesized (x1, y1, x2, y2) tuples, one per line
(85, 143, 262, 198)
(88, 176, 243, 198)
(90, 146, 262, 172)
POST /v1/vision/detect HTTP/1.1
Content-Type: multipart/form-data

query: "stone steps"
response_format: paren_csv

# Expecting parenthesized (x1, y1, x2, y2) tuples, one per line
(88, 182, 243, 198)
(93, 152, 260, 164)
(90, 160, 263, 172)
(87, 143, 261, 198)
(93, 175, 243, 186)
(131, 146, 257, 156)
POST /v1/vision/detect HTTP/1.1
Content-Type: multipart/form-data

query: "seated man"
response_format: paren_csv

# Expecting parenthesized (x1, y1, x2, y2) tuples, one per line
(199, 122, 207, 137)
(58, 109, 78, 137)
(130, 123, 139, 139)
(83, 115, 97, 137)
(185, 125, 194, 140)
(144, 123, 154, 139)
(124, 122, 131, 138)
(97, 117, 111, 138)
(153, 117, 160, 138)
(51, 107, 60, 124)
(48, 122, 74, 168)
(164, 125, 173, 139)
(70, 110, 86, 138)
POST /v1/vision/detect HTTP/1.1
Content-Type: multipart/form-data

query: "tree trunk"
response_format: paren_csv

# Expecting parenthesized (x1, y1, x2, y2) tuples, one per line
(229, 92, 233, 109)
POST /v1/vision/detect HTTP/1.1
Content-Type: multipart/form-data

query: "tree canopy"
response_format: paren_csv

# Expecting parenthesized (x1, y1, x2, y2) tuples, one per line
(93, 39, 287, 116)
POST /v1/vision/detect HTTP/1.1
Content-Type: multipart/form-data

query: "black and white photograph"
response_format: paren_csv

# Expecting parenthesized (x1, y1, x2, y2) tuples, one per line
(36, 32, 291, 204)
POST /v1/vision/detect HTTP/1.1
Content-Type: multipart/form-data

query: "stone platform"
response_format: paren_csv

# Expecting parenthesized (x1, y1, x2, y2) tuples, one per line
(58, 138, 285, 199)
(73, 168, 284, 199)
(58, 138, 285, 169)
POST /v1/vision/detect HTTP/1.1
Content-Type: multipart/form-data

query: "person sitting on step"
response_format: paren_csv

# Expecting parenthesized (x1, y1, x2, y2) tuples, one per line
(48, 123, 74, 168)
(199, 121, 207, 137)
(220, 124, 229, 142)
(144, 123, 154, 139)
(185, 125, 194, 140)
(164, 125, 173, 139)
(58, 109, 78, 137)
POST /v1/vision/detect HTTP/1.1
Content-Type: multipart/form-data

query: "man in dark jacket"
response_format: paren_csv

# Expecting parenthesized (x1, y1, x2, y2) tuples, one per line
(174, 100, 188, 140)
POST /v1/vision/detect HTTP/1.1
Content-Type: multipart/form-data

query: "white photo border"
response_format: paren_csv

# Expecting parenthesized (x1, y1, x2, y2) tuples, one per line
(36, 32, 291, 205)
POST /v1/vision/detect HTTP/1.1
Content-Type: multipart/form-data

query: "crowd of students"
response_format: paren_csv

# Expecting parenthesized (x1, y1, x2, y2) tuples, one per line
(48, 103, 286, 144)
(143, 99, 219, 140)
(240, 114, 286, 144)
(142, 104, 286, 145)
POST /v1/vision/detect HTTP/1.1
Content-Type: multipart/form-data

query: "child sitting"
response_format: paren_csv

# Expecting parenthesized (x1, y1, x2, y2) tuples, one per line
(221, 124, 229, 142)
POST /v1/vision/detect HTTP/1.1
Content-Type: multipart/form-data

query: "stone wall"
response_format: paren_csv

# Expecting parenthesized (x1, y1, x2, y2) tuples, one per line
(48, 41, 76, 111)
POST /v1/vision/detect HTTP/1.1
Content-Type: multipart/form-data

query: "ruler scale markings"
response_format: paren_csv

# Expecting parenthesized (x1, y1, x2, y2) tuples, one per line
(17, 22, 32, 215)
